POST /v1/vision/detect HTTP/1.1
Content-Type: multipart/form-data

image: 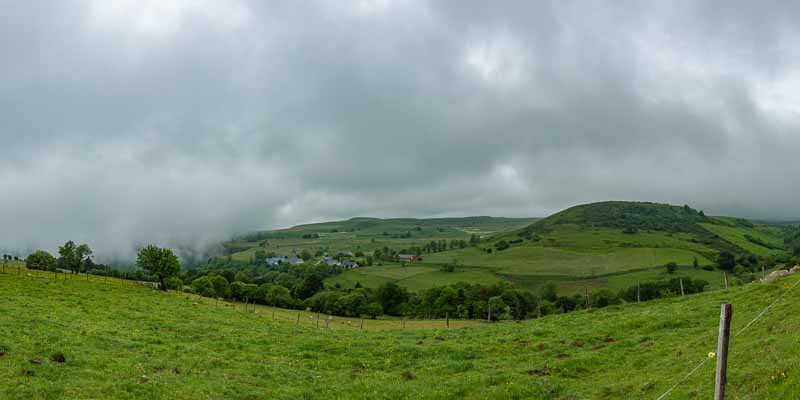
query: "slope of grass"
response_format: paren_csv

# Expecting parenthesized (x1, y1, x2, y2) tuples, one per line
(699, 222, 785, 256)
(425, 243, 711, 276)
(2, 267, 800, 399)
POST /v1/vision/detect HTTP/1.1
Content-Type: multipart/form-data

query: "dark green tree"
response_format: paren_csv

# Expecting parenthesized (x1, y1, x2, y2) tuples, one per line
(361, 302, 383, 319)
(665, 262, 677, 274)
(377, 282, 408, 314)
(296, 274, 324, 299)
(26, 250, 56, 271)
(58, 241, 92, 274)
(716, 251, 736, 271)
(136, 245, 180, 290)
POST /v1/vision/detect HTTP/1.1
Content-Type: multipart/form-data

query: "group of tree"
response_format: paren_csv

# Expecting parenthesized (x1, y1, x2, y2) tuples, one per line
(24, 241, 93, 273)
(23, 242, 182, 291)
(2, 254, 20, 261)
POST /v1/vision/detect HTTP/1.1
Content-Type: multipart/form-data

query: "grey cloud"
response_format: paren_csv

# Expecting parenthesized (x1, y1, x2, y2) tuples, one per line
(3, 0, 800, 260)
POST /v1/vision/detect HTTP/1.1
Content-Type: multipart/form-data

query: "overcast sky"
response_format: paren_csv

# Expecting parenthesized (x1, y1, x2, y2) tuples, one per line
(3, 0, 800, 259)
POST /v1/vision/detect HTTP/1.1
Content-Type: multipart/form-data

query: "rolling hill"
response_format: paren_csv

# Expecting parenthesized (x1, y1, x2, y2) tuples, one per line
(333, 202, 790, 293)
(2, 266, 799, 399)
(225, 216, 537, 262)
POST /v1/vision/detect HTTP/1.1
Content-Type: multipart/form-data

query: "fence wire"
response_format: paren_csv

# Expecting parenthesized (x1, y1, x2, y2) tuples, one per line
(655, 276, 800, 400)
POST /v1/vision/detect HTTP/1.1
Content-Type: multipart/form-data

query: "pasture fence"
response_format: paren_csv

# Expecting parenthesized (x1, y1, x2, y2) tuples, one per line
(655, 276, 800, 399)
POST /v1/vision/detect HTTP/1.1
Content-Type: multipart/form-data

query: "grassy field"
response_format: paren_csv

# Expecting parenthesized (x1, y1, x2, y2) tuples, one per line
(699, 222, 785, 257)
(424, 245, 711, 276)
(3, 266, 800, 399)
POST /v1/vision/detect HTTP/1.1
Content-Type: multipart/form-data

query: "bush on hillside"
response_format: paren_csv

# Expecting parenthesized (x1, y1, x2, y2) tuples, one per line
(361, 302, 383, 319)
(26, 250, 56, 271)
(163, 277, 183, 291)
(591, 289, 622, 308)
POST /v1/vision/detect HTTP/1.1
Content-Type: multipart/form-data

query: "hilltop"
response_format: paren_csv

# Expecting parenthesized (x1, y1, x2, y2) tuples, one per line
(2, 266, 799, 399)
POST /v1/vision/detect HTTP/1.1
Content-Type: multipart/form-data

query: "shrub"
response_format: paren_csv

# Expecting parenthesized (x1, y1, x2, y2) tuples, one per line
(26, 250, 56, 271)
(191, 276, 216, 298)
(163, 277, 183, 291)
(361, 302, 383, 319)
(591, 289, 621, 308)
(702, 265, 714, 271)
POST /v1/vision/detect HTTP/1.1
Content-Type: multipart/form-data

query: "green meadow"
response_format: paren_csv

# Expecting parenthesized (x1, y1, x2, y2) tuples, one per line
(2, 266, 799, 399)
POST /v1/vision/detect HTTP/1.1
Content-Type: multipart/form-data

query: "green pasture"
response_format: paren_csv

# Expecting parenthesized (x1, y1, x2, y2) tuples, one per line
(2, 266, 800, 399)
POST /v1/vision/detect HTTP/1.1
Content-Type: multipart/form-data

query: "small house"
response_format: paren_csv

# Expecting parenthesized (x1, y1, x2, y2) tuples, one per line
(287, 256, 305, 266)
(398, 254, 421, 262)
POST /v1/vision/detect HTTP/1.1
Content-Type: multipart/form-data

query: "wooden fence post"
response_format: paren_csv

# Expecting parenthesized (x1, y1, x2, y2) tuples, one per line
(446, 313, 449, 329)
(723, 272, 729, 289)
(401, 317, 405, 329)
(680, 278, 685, 297)
(316, 312, 320, 328)
(325, 316, 331, 329)
(637, 282, 641, 302)
(584, 287, 590, 309)
(296, 312, 301, 325)
(360, 318, 364, 330)
(762, 266, 766, 281)
(714, 303, 733, 400)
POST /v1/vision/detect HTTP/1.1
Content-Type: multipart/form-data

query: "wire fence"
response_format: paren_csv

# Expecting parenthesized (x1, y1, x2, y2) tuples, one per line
(655, 276, 800, 399)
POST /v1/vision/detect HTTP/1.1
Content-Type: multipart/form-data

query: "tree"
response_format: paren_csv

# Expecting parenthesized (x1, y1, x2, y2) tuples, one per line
(254, 249, 266, 264)
(296, 274, 324, 299)
(163, 277, 184, 291)
(209, 275, 231, 298)
(26, 250, 56, 271)
(495, 240, 510, 251)
(377, 282, 408, 315)
(665, 262, 677, 274)
(191, 276, 217, 297)
(716, 251, 736, 271)
(361, 302, 383, 319)
(591, 289, 621, 308)
(488, 296, 508, 320)
(334, 293, 367, 317)
(540, 282, 558, 302)
(58, 241, 92, 274)
(692, 257, 699, 269)
(136, 245, 180, 290)
(263, 285, 293, 308)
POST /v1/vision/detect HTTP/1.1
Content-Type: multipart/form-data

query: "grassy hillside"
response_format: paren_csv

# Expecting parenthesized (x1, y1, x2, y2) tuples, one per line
(337, 202, 788, 294)
(225, 216, 536, 261)
(2, 266, 800, 399)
